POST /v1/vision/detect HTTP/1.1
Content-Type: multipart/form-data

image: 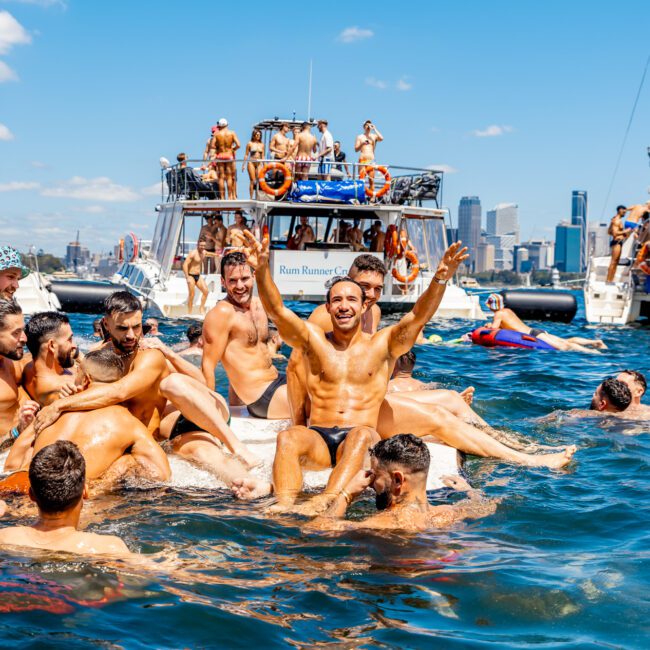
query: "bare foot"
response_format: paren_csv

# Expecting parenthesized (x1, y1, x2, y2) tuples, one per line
(460, 387, 475, 405)
(592, 340, 608, 350)
(527, 445, 577, 469)
(441, 475, 473, 492)
(235, 446, 262, 470)
(231, 477, 272, 500)
(293, 494, 336, 517)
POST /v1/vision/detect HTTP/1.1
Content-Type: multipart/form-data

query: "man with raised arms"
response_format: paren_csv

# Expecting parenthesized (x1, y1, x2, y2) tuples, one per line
(310, 434, 496, 532)
(0, 441, 131, 557)
(6, 349, 171, 483)
(22, 312, 80, 407)
(233, 233, 575, 513)
(33, 291, 258, 475)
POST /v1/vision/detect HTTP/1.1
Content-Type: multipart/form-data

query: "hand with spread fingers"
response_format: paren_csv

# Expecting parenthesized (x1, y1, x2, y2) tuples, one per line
(435, 241, 470, 281)
(241, 229, 270, 271)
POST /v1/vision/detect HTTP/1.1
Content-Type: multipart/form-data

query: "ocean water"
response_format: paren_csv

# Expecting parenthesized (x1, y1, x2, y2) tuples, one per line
(1, 294, 648, 649)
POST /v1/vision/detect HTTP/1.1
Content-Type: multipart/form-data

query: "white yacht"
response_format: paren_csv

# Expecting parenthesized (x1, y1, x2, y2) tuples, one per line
(14, 250, 61, 315)
(113, 119, 484, 321)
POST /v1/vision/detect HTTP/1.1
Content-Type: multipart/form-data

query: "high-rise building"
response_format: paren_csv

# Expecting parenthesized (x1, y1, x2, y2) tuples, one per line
(66, 240, 82, 269)
(555, 222, 582, 273)
(486, 203, 519, 243)
(514, 240, 554, 271)
(485, 233, 516, 270)
(457, 196, 481, 270)
(571, 190, 588, 270)
(587, 222, 609, 258)
(476, 242, 495, 273)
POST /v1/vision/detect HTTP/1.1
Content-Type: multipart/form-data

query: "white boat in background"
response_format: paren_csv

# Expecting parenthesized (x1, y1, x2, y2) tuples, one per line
(113, 119, 484, 321)
(14, 250, 61, 315)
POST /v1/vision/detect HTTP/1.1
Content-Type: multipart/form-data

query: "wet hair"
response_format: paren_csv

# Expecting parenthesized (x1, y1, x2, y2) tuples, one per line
(395, 350, 416, 374)
(370, 433, 430, 474)
(186, 323, 203, 344)
(103, 291, 142, 316)
(600, 378, 632, 411)
(29, 441, 86, 514)
(92, 318, 102, 334)
(25, 311, 70, 357)
(81, 348, 125, 383)
(220, 251, 251, 278)
(325, 276, 366, 304)
(0, 299, 22, 330)
(350, 254, 387, 277)
(620, 369, 647, 396)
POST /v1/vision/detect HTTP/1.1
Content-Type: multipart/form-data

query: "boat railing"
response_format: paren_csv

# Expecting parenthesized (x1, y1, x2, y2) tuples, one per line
(159, 158, 444, 207)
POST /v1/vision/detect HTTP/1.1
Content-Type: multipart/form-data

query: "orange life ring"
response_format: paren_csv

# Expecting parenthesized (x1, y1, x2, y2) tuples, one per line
(118, 239, 124, 263)
(384, 224, 398, 259)
(640, 261, 650, 275)
(359, 165, 391, 199)
(258, 162, 293, 197)
(635, 242, 650, 266)
(391, 250, 420, 284)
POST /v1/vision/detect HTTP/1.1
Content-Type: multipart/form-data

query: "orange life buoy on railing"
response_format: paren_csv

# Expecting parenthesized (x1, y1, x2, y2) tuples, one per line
(359, 165, 391, 199)
(118, 239, 124, 263)
(258, 162, 293, 197)
(391, 250, 420, 284)
(384, 224, 398, 259)
(635, 242, 650, 266)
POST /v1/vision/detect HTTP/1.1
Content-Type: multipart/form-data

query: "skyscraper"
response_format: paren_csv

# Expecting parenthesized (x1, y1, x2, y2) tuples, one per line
(486, 203, 519, 243)
(555, 222, 582, 273)
(457, 196, 481, 270)
(571, 190, 588, 270)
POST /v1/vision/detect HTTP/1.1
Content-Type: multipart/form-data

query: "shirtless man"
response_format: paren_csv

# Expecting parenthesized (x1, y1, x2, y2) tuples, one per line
(233, 233, 575, 513)
(295, 122, 318, 181)
(226, 210, 248, 248)
(0, 441, 131, 557)
(347, 219, 364, 251)
(354, 120, 384, 194)
(607, 205, 633, 283)
(23, 312, 79, 406)
(292, 216, 315, 250)
(369, 221, 385, 252)
(590, 377, 631, 413)
(33, 291, 257, 475)
(485, 293, 606, 353)
(198, 216, 218, 274)
(310, 434, 496, 531)
(0, 245, 29, 301)
(212, 118, 241, 199)
(387, 351, 425, 393)
(0, 300, 39, 446)
(183, 241, 217, 315)
(269, 123, 291, 161)
(6, 349, 171, 483)
(203, 125, 218, 161)
(616, 370, 650, 418)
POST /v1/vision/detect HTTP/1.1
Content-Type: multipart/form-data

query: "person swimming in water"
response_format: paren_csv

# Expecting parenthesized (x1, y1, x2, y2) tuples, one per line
(484, 293, 606, 353)
(616, 370, 650, 418)
(309, 434, 497, 531)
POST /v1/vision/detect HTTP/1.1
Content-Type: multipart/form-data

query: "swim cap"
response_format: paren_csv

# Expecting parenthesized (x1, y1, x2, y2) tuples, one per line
(485, 293, 504, 311)
(427, 334, 443, 344)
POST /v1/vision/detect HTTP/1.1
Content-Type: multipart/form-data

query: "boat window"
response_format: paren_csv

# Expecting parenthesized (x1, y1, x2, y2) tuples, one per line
(401, 218, 446, 272)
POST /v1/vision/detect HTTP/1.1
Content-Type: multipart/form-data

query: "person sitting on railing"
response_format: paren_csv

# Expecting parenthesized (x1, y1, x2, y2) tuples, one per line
(317, 120, 334, 181)
(213, 118, 240, 199)
(333, 140, 351, 178)
(606, 205, 633, 283)
(241, 129, 265, 198)
(295, 122, 318, 181)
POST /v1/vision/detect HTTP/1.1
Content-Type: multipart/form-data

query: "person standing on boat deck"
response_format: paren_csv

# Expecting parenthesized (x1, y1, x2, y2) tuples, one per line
(269, 123, 291, 161)
(198, 216, 219, 274)
(242, 129, 265, 198)
(369, 221, 385, 252)
(231, 233, 576, 513)
(295, 122, 318, 181)
(292, 216, 315, 250)
(213, 118, 241, 199)
(333, 141, 351, 177)
(317, 120, 334, 181)
(226, 210, 248, 248)
(203, 125, 218, 161)
(183, 241, 217, 315)
(0, 245, 30, 302)
(607, 205, 633, 283)
(347, 219, 364, 251)
(355, 121, 383, 195)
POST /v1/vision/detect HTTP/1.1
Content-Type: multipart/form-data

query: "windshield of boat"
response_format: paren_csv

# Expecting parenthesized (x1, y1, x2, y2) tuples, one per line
(399, 217, 446, 272)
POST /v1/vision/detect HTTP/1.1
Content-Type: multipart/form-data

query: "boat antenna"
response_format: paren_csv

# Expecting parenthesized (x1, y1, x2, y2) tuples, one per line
(307, 59, 313, 121)
(600, 53, 650, 219)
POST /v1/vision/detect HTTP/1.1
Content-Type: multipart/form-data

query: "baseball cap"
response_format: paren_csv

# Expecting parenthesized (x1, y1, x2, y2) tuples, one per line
(0, 246, 30, 279)
(218, 118, 228, 128)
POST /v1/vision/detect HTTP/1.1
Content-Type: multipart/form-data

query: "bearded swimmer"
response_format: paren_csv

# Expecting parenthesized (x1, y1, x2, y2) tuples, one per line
(232, 233, 576, 514)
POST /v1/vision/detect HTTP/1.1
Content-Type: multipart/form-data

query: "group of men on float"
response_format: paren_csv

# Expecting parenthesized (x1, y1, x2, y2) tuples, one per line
(0, 238, 647, 556)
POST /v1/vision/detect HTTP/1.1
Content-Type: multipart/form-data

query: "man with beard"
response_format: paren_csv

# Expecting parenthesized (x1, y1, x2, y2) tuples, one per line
(22, 312, 80, 406)
(0, 246, 30, 302)
(617, 370, 650, 418)
(34, 291, 259, 474)
(310, 434, 496, 531)
(589, 378, 632, 413)
(0, 300, 39, 446)
(231, 233, 576, 514)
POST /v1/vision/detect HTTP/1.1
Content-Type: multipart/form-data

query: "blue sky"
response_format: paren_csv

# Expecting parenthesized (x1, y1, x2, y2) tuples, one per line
(1, 0, 649, 256)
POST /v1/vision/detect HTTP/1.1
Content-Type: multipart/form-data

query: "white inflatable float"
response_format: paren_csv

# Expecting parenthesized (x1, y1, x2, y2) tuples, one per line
(0, 411, 461, 492)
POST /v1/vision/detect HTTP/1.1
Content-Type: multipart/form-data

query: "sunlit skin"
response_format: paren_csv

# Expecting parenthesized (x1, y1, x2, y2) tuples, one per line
(0, 313, 28, 434)
(616, 372, 650, 418)
(0, 268, 21, 300)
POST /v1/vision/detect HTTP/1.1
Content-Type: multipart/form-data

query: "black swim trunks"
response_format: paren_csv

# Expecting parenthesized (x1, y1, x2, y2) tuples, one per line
(190, 273, 201, 283)
(169, 414, 202, 440)
(310, 426, 352, 467)
(529, 328, 546, 338)
(246, 374, 287, 419)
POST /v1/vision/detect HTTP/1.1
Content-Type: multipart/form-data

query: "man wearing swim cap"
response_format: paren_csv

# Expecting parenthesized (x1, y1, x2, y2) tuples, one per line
(0, 246, 30, 302)
(484, 293, 606, 353)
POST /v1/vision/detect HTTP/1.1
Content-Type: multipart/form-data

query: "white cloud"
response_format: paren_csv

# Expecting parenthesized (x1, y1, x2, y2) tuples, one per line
(396, 78, 412, 91)
(6, 0, 67, 7)
(338, 26, 373, 44)
(0, 181, 40, 191)
(0, 10, 31, 55)
(472, 124, 513, 137)
(0, 123, 14, 140)
(365, 76, 387, 90)
(73, 205, 105, 214)
(140, 181, 164, 197)
(41, 176, 141, 202)
(0, 60, 17, 82)
(30, 160, 47, 168)
(426, 164, 458, 174)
